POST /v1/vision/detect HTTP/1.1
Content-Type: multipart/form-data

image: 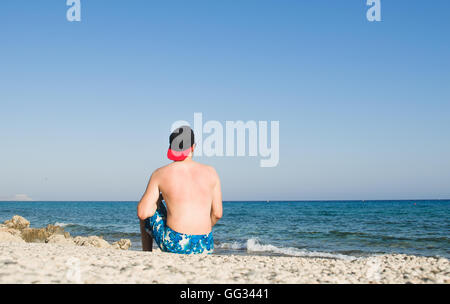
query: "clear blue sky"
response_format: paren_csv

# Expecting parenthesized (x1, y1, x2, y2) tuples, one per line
(1, 0, 449, 201)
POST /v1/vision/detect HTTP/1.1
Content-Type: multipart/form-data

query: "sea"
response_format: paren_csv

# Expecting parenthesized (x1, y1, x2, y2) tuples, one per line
(0, 200, 448, 259)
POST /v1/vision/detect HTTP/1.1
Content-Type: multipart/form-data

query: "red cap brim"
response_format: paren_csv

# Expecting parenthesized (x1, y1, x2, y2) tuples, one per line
(167, 148, 191, 161)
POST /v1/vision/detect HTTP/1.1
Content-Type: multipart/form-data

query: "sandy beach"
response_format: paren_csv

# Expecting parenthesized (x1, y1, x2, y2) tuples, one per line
(1, 215, 449, 284)
(0, 241, 448, 284)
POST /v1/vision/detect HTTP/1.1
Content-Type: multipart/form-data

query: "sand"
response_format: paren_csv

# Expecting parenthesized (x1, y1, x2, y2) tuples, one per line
(0, 241, 449, 284)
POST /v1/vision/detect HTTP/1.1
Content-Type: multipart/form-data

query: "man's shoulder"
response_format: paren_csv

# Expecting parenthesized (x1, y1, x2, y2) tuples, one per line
(151, 164, 171, 176)
(199, 163, 219, 180)
(193, 162, 217, 173)
(153, 161, 218, 179)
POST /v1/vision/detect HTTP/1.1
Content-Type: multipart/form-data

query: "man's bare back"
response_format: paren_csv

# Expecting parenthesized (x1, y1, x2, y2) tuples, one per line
(153, 159, 221, 234)
(138, 158, 222, 234)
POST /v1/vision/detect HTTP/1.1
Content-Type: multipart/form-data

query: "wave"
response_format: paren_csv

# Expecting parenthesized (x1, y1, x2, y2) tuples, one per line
(54, 222, 75, 228)
(217, 238, 358, 260)
(216, 241, 247, 250)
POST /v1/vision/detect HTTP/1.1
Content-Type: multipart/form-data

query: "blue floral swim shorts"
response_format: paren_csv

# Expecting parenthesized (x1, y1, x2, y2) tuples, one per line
(144, 203, 214, 254)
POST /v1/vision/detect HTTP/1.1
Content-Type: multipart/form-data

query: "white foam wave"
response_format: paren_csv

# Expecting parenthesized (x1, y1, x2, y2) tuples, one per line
(216, 241, 247, 250)
(54, 222, 72, 227)
(217, 238, 357, 260)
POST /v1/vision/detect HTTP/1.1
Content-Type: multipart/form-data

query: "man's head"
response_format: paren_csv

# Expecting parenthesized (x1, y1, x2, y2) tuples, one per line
(167, 126, 195, 161)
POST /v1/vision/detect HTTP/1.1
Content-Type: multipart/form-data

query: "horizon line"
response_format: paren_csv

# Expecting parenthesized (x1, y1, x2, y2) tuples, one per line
(1, 198, 449, 203)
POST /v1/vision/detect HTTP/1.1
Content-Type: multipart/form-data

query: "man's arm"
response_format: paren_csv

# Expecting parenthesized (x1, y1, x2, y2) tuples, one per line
(137, 170, 161, 220)
(210, 169, 223, 227)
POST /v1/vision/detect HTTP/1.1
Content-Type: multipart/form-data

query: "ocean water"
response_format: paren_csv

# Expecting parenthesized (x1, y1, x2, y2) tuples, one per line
(0, 200, 448, 259)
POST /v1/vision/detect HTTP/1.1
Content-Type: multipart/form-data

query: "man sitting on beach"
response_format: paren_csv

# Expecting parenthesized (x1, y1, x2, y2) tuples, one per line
(137, 126, 223, 254)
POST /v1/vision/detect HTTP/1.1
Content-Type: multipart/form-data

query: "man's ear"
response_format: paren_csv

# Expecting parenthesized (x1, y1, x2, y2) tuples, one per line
(192, 144, 196, 151)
